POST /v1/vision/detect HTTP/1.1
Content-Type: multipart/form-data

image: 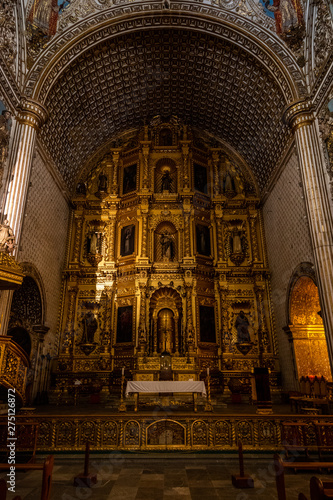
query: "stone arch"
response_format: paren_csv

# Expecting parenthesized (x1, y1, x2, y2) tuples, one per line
(285, 263, 332, 381)
(25, 8, 304, 102)
(22, 8, 307, 194)
(7, 263, 49, 404)
(286, 262, 317, 325)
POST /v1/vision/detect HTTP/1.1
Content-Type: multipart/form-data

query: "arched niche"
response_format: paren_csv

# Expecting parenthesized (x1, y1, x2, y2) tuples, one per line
(154, 221, 178, 263)
(149, 287, 183, 355)
(7, 271, 49, 404)
(155, 158, 177, 193)
(285, 268, 332, 382)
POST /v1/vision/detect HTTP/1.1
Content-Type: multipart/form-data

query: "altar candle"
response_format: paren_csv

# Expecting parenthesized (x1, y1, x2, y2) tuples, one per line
(207, 367, 209, 376)
(122, 367, 125, 376)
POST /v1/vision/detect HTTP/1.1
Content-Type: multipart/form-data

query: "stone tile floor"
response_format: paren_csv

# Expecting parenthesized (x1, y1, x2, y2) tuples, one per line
(1, 456, 332, 499)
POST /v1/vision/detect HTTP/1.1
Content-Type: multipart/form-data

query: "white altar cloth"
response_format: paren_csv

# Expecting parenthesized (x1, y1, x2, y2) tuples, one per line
(125, 380, 206, 397)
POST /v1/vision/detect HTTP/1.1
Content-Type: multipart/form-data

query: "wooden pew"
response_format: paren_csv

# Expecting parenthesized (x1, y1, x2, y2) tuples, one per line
(0, 478, 6, 500)
(310, 477, 333, 500)
(0, 455, 54, 500)
(274, 454, 309, 500)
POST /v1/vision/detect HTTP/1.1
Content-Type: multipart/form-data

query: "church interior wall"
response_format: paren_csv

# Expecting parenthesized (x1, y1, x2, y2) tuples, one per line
(17, 147, 70, 354)
(263, 149, 315, 391)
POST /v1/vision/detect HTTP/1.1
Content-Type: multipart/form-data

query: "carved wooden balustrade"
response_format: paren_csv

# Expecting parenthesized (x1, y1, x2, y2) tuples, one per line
(1, 414, 332, 452)
(0, 336, 29, 404)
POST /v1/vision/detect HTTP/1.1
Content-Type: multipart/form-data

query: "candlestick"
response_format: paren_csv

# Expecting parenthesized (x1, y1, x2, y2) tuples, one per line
(207, 367, 209, 376)
(122, 366, 125, 376)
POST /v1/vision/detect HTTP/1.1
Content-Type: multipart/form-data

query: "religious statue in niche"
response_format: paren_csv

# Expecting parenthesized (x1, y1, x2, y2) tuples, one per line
(76, 181, 86, 196)
(0, 219, 15, 254)
(224, 220, 248, 266)
(161, 169, 172, 192)
(79, 311, 98, 355)
(194, 163, 208, 194)
(159, 128, 173, 146)
(196, 224, 211, 257)
(123, 164, 137, 194)
(235, 311, 251, 343)
(86, 227, 104, 266)
(116, 306, 133, 343)
(120, 225, 135, 256)
(160, 232, 173, 261)
(94, 171, 108, 199)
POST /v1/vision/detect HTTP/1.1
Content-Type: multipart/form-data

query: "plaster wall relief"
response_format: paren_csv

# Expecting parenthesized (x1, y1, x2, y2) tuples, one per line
(53, 119, 279, 404)
(318, 90, 333, 201)
(0, 0, 17, 76)
(312, 0, 333, 80)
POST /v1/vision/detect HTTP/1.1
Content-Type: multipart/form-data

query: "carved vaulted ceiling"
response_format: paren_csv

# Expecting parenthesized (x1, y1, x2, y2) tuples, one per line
(41, 28, 291, 193)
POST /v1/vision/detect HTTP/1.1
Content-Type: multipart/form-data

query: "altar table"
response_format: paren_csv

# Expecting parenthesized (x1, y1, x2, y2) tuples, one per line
(125, 381, 207, 412)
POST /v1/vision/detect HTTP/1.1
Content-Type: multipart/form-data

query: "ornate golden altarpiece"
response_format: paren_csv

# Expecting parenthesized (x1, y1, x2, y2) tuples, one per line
(53, 119, 279, 403)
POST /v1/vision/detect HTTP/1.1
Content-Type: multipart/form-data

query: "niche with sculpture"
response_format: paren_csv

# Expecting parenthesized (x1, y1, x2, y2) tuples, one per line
(224, 219, 248, 266)
(155, 158, 177, 193)
(77, 301, 102, 355)
(85, 221, 105, 265)
(154, 222, 177, 262)
(220, 159, 245, 198)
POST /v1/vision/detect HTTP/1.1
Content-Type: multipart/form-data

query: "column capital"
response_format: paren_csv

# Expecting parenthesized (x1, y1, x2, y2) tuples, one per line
(16, 98, 48, 130)
(283, 99, 315, 132)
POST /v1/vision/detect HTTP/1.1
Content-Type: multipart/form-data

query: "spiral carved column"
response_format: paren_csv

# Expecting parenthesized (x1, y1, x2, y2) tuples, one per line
(106, 216, 116, 262)
(72, 215, 83, 263)
(111, 149, 121, 195)
(284, 99, 333, 371)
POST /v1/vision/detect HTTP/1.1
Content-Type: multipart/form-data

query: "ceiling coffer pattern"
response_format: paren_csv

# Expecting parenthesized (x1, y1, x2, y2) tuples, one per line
(41, 29, 290, 192)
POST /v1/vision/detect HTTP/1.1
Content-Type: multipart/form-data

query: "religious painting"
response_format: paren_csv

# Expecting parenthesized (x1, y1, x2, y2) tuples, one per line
(27, 0, 69, 37)
(194, 163, 208, 194)
(123, 164, 137, 194)
(120, 224, 135, 256)
(259, 0, 304, 37)
(116, 306, 133, 343)
(199, 306, 216, 343)
(196, 224, 211, 256)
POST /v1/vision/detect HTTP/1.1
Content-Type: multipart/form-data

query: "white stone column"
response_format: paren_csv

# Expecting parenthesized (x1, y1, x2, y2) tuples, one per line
(3, 98, 48, 243)
(284, 99, 333, 371)
(0, 98, 48, 335)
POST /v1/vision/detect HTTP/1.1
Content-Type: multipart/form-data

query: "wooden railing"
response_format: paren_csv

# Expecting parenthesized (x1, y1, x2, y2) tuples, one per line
(0, 337, 29, 404)
(1, 413, 332, 452)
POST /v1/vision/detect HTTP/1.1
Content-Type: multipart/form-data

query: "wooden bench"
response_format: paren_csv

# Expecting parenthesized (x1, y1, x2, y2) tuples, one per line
(0, 478, 6, 500)
(310, 477, 333, 499)
(274, 454, 310, 500)
(0, 455, 54, 500)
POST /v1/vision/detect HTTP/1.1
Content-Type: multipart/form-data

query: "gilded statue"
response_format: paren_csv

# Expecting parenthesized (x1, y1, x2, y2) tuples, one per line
(160, 232, 173, 261)
(161, 170, 172, 191)
(235, 311, 251, 343)
(81, 311, 98, 344)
